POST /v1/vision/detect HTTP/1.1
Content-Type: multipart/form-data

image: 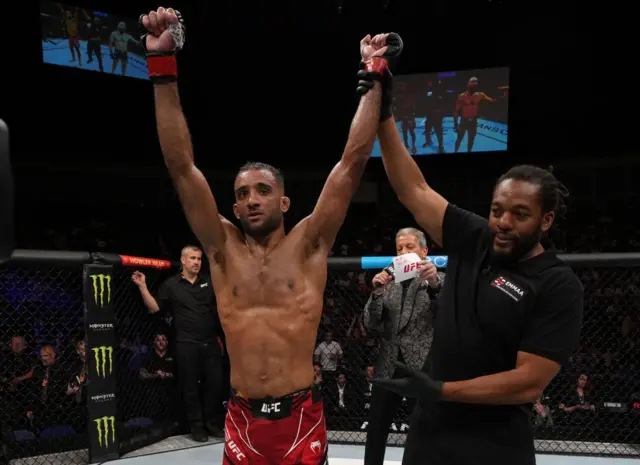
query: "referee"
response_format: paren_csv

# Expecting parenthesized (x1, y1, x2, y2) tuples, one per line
(132, 245, 224, 442)
(370, 112, 584, 464)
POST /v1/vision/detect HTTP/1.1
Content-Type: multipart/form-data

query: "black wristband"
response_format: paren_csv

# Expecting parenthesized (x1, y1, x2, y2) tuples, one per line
(379, 68, 393, 121)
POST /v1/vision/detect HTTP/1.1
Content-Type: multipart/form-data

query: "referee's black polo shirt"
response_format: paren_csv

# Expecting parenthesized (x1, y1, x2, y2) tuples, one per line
(423, 204, 583, 433)
(156, 273, 220, 344)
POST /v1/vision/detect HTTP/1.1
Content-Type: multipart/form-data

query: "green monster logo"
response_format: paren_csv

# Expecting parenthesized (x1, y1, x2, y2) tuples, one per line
(94, 416, 115, 448)
(92, 346, 113, 378)
(90, 274, 111, 307)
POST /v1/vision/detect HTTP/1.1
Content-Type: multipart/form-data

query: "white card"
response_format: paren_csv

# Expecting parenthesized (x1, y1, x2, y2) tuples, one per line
(392, 253, 422, 283)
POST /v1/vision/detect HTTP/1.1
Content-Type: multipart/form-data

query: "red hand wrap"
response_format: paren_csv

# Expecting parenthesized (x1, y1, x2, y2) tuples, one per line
(147, 55, 178, 79)
(363, 57, 388, 75)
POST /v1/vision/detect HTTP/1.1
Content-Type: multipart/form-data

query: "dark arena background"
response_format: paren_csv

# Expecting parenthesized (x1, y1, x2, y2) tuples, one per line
(1, 0, 639, 463)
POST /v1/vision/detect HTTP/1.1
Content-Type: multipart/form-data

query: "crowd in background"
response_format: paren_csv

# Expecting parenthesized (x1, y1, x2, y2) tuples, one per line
(1, 167, 639, 455)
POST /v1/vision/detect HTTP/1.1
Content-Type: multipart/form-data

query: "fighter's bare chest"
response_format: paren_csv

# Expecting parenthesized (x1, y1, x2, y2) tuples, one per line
(461, 94, 481, 106)
(213, 251, 313, 305)
(236, 261, 297, 295)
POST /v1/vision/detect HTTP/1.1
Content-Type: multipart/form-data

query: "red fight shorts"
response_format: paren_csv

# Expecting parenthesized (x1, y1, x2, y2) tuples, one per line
(223, 385, 327, 464)
(68, 36, 79, 47)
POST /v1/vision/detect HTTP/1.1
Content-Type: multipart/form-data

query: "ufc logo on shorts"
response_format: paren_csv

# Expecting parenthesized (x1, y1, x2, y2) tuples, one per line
(227, 440, 245, 460)
(261, 402, 281, 413)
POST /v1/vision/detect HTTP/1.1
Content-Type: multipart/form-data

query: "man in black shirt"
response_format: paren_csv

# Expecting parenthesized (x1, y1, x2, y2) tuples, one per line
(368, 110, 583, 464)
(140, 333, 175, 380)
(29, 345, 75, 430)
(140, 333, 178, 422)
(1, 335, 36, 428)
(132, 245, 224, 442)
(81, 11, 104, 72)
(422, 79, 445, 153)
(1, 335, 36, 391)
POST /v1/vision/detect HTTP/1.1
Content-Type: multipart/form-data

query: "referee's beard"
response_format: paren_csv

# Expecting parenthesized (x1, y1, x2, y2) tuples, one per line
(490, 225, 543, 265)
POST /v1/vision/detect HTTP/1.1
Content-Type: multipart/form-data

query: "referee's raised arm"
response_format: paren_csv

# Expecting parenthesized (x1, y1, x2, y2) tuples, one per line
(377, 117, 448, 246)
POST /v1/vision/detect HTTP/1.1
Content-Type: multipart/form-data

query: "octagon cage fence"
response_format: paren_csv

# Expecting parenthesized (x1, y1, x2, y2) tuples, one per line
(0, 250, 638, 464)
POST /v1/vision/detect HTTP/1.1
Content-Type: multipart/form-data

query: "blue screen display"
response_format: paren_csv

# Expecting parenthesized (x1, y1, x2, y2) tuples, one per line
(371, 67, 510, 157)
(40, 1, 149, 81)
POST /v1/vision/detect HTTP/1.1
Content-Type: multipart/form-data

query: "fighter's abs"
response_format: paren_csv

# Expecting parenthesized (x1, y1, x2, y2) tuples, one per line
(210, 243, 324, 397)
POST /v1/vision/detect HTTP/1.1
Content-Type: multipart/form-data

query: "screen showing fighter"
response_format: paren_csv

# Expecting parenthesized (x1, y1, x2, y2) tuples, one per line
(371, 66, 509, 156)
(40, 1, 150, 80)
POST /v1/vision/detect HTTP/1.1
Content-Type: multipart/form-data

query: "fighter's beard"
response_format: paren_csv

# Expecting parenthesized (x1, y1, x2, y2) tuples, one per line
(241, 214, 282, 241)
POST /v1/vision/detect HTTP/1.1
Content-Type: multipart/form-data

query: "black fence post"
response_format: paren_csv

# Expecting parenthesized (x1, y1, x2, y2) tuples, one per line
(83, 264, 119, 463)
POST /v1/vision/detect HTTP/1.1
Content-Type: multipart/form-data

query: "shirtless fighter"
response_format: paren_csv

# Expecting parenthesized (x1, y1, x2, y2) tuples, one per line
(139, 7, 402, 463)
(110, 22, 139, 76)
(57, 4, 81, 66)
(453, 77, 496, 152)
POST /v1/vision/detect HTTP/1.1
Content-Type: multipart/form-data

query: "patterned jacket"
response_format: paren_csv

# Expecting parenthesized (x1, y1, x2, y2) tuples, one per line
(363, 272, 445, 379)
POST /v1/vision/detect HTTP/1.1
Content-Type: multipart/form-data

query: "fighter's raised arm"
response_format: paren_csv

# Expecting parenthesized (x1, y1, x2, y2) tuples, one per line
(480, 92, 497, 103)
(304, 34, 402, 250)
(377, 117, 448, 246)
(140, 8, 229, 255)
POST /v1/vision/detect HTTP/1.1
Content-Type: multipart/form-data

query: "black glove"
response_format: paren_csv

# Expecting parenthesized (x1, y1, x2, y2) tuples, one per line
(370, 362, 443, 402)
(139, 9, 186, 83)
(356, 67, 393, 121)
(356, 33, 402, 121)
(356, 67, 392, 121)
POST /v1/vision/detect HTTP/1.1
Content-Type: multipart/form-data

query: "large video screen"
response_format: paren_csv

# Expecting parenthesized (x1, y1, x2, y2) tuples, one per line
(40, 1, 149, 81)
(371, 67, 509, 156)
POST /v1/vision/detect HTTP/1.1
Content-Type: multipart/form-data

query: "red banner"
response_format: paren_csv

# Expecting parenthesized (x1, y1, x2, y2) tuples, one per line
(119, 255, 172, 270)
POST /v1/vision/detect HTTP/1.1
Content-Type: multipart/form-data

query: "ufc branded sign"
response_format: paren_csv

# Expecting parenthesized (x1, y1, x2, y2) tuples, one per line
(403, 262, 422, 273)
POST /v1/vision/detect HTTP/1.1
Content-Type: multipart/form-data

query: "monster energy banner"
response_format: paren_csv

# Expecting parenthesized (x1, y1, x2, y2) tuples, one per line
(83, 264, 119, 462)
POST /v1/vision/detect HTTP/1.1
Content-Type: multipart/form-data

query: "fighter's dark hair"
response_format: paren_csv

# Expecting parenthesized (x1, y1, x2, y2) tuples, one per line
(497, 164, 569, 247)
(236, 162, 285, 191)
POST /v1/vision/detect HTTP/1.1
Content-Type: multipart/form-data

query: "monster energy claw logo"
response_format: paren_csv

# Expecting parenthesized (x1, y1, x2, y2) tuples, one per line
(90, 274, 111, 307)
(94, 416, 115, 448)
(92, 346, 113, 378)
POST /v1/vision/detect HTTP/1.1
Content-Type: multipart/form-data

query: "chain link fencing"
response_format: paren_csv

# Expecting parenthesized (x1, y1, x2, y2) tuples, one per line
(0, 254, 89, 464)
(107, 256, 179, 455)
(0, 251, 181, 464)
(319, 255, 640, 457)
(1, 250, 638, 461)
